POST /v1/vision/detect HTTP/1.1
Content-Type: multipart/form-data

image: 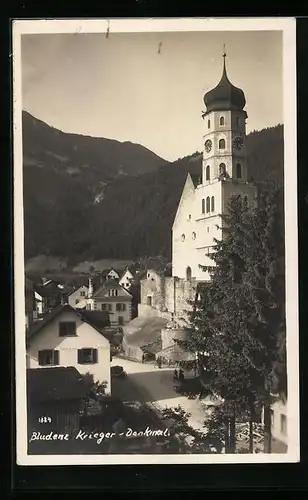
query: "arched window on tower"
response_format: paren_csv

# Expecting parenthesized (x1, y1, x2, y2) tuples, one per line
(219, 163, 227, 177)
(219, 138, 226, 149)
(206, 165, 210, 181)
(207, 119, 210, 129)
(236, 163, 242, 179)
(220, 116, 225, 126)
(186, 266, 192, 281)
(211, 196, 215, 212)
(206, 196, 210, 213)
(202, 198, 205, 214)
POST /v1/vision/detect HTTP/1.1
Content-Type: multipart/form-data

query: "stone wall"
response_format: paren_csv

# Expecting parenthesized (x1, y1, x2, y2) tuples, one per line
(139, 270, 198, 327)
(161, 328, 189, 350)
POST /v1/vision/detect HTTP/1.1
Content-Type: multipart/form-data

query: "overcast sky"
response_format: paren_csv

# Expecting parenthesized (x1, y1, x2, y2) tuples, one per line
(21, 30, 282, 162)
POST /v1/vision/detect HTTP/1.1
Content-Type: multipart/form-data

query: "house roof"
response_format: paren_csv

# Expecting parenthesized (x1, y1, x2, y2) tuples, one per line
(99, 268, 122, 278)
(93, 278, 132, 299)
(67, 283, 89, 296)
(190, 172, 202, 188)
(123, 316, 167, 348)
(141, 338, 162, 354)
(27, 367, 91, 402)
(78, 310, 110, 331)
(27, 303, 110, 343)
(34, 284, 63, 298)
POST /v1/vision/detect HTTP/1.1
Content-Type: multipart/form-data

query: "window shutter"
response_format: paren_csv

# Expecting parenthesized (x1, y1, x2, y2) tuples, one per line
(38, 351, 43, 366)
(123, 304, 126, 312)
(93, 349, 98, 364)
(54, 350, 60, 365)
(77, 349, 82, 364)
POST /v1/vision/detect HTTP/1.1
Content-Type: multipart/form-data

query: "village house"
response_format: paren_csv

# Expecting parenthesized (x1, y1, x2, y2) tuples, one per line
(270, 397, 288, 452)
(26, 303, 112, 394)
(33, 279, 68, 319)
(119, 267, 135, 290)
(87, 278, 133, 330)
(67, 284, 89, 309)
(27, 366, 92, 437)
(92, 268, 123, 291)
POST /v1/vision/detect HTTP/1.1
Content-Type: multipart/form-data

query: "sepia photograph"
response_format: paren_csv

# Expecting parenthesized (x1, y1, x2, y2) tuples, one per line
(13, 18, 299, 465)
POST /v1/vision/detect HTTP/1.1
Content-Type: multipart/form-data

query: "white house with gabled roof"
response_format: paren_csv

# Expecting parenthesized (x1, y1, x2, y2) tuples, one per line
(88, 279, 133, 329)
(26, 304, 111, 394)
(119, 267, 135, 290)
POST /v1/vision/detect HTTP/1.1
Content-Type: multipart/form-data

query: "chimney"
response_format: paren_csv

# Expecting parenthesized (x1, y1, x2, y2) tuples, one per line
(88, 277, 93, 298)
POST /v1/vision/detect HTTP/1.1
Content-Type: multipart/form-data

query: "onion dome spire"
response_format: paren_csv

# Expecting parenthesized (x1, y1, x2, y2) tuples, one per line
(203, 46, 246, 113)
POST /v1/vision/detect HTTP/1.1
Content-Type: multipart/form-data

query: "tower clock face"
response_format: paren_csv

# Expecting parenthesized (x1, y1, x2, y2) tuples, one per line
(233, 136, 244, 150)
(204, 139, 212, 153)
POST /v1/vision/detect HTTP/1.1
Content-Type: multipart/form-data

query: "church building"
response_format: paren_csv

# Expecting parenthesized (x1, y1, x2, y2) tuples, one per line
(172, 51, 257, 281)
(124, 52, 257, 361)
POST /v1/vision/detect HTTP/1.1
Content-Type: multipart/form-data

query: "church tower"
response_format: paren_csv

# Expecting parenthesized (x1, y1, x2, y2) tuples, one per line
(172, 50, 257, 281)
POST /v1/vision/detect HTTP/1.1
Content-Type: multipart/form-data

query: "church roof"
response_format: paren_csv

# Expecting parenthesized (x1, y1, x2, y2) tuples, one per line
(190, 172, 201, 188)
(123, 316, 167, 348)
(203, 52, 246, 113)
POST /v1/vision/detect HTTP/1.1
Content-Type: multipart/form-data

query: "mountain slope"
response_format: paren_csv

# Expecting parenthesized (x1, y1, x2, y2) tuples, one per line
(22, 111, 168, 259)
(23, 111, 167, 191)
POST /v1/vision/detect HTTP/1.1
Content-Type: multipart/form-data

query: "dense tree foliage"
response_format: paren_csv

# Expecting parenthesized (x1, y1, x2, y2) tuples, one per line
(171, 183, 285, 453)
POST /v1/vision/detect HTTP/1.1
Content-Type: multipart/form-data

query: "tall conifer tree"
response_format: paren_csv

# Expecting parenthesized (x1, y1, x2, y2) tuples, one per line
(174, 183, 285, 453)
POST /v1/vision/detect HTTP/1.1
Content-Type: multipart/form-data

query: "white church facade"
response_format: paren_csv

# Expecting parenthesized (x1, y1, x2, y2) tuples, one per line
(172, 52, 257, 281)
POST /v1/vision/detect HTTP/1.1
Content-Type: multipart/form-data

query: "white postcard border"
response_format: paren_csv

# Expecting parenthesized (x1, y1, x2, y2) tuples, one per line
(13, 17, 299, 466)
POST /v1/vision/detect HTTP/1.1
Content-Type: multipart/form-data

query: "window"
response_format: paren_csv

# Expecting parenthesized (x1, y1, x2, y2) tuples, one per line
(181, 234, 185, 242)
(108, 289, 118, 297)
(192, 232, 196, 240)
(236, 163, 242, 179)
(211, 196, 215, 212)
(219, 138, 226, 149)
(280, 414, 287, 435)
(219, 163, 227, 177)
(147, 273, 150, 278)
(147, 296, 152, 306)
(80, 290, 86, 297)
(202, 198, 205, 214)
(78, 348, 98, 365)
(207, 226, 210, 233)
(101, 304, 107, 311)
(206, 165, 210, 181)
(187, 214, 191, 221)
(59, 321, 76, 337)
(116, 303, 126, 312)
(38, 350, 59, 366)
(206, 196, 210, 213)
(219, 116, 225, 126)
(186, 267, 192, 280)
(75, 299, 79, 305)
(118, 316, 124, 326)
(207, 119, 210, 129)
